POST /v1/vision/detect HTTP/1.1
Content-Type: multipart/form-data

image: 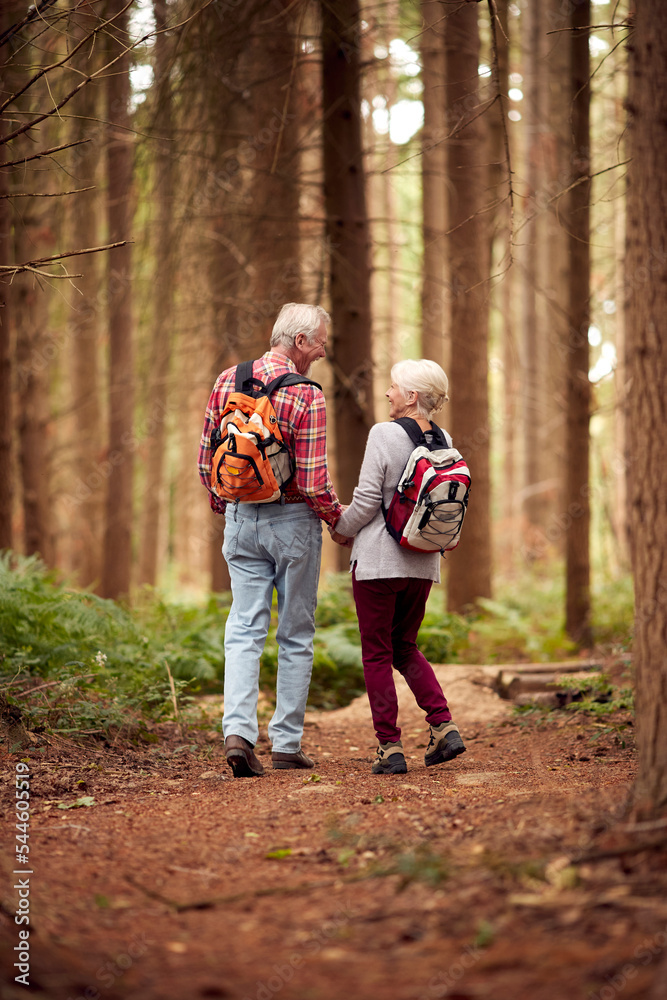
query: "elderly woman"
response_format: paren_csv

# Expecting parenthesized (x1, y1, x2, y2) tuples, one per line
(335, 359, 466, 775)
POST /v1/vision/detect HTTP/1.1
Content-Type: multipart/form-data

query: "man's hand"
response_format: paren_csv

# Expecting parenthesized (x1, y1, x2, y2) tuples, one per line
(328, 526, 353, 547)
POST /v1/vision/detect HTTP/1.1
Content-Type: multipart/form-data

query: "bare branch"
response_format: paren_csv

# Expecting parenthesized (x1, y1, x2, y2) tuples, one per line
(546, 22, 631, 35)
(0, 241, 131, 277)
(0, 139, 91, 170)
(0, 186, 95, 200)
(0, 0, 59, 49)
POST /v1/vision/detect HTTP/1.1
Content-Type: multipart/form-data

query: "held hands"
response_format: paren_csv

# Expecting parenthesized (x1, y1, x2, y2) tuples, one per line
(329, 528, 353, 548)
(328, 507, 354, 547)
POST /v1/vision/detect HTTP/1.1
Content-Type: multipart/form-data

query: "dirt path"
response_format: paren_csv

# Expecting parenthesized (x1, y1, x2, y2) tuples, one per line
(2, 667, 666, 1000)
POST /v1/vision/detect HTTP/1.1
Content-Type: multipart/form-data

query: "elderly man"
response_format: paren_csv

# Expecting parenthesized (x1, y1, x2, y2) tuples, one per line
(198, 303, 347, 777)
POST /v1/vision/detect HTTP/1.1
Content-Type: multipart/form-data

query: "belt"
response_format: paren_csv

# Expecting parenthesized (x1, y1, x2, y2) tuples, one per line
(270, 494, 306, 505)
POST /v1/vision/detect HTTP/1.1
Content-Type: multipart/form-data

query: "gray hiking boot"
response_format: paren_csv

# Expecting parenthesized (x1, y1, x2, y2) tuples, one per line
(372, 740, 408, 774)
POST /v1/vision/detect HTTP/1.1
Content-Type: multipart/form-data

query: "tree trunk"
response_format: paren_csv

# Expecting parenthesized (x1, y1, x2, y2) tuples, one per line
(487, 0, 516, 571)
(5, 22, 55, 566)
(520, 0, 547, 543)
(625, 0, 667, 816)
(321, 0, 374, 505)
(420, 0, 448, 370)
(137, 0, 176, 588)
(0, 202, 11, 549)
(66, 1, 103, 588)
(542, 0, 571, 559)
(241, 2, 302, 358)
(100, 0, 135, 599)
(180, 0, 268, 592)
(363, 0, 398, 414)
(612, 68, 630, 573)
(379, 0, 400, 382)
(14, 231, 55, 566)
(444, 1, 492, 612)
(564, 0, 591, 644)
(0, 11, 16, 551)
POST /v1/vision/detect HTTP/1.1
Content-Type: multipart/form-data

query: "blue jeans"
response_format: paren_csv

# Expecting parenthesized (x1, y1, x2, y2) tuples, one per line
(221, 502, 322, 752)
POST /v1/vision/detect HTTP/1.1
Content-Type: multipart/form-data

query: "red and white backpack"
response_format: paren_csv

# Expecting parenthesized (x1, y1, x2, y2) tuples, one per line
(382, 418, 471, 554)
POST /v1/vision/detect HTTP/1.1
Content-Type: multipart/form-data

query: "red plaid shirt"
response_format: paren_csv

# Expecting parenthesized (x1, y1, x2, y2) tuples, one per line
(198, 352, 342, 526)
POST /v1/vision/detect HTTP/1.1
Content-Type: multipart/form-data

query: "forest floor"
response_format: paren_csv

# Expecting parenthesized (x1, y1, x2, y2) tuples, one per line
(2, 664, 667, 1000)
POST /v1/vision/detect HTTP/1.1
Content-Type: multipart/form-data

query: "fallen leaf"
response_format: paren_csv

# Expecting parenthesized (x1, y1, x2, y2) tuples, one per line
(57, 796, 95, 810)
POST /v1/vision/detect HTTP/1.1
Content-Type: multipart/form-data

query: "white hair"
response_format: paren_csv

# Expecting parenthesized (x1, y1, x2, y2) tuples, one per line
(391, 359, 450, 417)
(270, 303, 331, 348)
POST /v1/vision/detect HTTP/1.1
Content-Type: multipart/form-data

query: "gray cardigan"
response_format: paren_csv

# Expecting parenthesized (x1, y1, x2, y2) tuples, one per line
(336, 421, 442, 583)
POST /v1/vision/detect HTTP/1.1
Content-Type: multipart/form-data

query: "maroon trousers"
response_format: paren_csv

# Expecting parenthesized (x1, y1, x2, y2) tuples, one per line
(352, 571, 452, 744)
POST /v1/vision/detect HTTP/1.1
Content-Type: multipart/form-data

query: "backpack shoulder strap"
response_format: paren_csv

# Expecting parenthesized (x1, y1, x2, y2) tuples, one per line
(393, 417, 451, 450)
(393, 416, 426, 447)
(234, 360, 257, 393)
(427, 422, 450, 449)
(264, 372, 323, 395)
(233, 360, 322, 398)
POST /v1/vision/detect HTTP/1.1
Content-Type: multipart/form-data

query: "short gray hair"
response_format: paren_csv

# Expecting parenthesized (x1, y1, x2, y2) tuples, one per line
(391, 359, 450, 417)
(270, 303, 331, 348)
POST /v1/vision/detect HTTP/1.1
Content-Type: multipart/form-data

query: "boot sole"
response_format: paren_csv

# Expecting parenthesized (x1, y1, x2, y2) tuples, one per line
(424, 738, 466, 767)
(372, 760, 408, 774)
(272, 761, 313, 770)
(226, 750, 263, 777)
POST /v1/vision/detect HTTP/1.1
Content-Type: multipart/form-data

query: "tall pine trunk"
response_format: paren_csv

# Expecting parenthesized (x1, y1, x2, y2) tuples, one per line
(612, 67, 630, 573)
(243, 3, 302, 356)
(67, 2, 103, 587)
(100, 0, 135, 599)
(564, 0, 591, 644)
(182, 0, 280, 591)
(445, 1, 492, 612)
(542, 0, 571, 558)
(0, 11, 16, 552)
(520, 0, 547, 541)
(7, 24, 55, 565)
(137, 0, 175, 588)
(487, 0, 516, 571)
(14, 229, 54, 565)
(321, 0, 374, 505)
(625, 0, 667, 816)
(420, 0, 448, 370)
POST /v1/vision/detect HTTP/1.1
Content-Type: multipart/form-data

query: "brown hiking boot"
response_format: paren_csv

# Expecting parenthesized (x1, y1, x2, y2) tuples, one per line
(271, 749, 314, 770)
(225, 734, 264, 777)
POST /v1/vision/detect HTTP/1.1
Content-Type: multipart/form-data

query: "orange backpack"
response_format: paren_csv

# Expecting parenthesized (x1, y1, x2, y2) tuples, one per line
(210, 361, 321, 504)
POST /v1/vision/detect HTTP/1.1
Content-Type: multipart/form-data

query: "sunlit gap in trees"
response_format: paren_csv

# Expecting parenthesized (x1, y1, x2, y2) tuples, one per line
(129, 0, 156, 110)
(362, 38, 522, 145)
(588, 325, 617, 384)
